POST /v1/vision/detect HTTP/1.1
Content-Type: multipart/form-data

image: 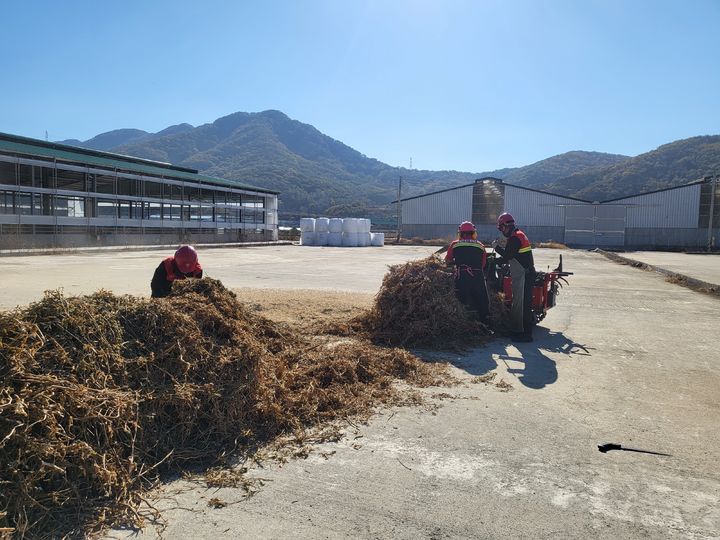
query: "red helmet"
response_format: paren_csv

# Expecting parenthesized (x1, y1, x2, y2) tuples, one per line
(496, 213, 515, 230)
(174, 245, 198, 273)
(458, 221, 476, 233)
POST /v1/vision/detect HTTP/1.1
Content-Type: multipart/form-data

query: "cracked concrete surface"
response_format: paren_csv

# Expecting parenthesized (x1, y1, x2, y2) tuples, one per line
(2, 246, 718, 538)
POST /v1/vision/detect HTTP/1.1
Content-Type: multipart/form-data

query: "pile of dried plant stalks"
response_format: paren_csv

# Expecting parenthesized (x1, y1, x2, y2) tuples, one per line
(0, 279, 446, 539)
(327, 257, 510, 347)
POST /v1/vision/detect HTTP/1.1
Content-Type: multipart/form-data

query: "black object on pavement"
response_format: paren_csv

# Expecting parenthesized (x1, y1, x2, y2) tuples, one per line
(597, 442, 671, 456)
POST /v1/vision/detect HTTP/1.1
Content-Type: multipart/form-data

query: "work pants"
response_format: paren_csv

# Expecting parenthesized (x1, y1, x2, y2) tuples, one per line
(455, 272, 490, 323)
(509, 260, 535, 337)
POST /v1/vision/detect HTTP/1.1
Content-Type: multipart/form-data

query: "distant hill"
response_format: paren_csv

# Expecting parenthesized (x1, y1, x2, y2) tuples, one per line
(539, 136, 720, 200)
(59, 129, 151, 151)
(58, 111, 717, 222)
(60, 111, 492, 220)
(502, 151, 629, 188)
(154, 123, 194, 138)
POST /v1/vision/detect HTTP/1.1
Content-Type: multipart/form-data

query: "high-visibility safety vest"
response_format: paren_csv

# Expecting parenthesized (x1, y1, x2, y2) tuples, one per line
(163, 257, 203, 282)
(445, 239, 487, 271)
(511, 230, 532, 253)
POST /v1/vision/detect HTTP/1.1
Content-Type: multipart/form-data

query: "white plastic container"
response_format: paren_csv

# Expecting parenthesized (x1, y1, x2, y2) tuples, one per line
(371, 232, 385, 246)
(328, 232, 343, 246)
(342, 232, 360, 247)
(315, 231, 329, 246)
(342, 218, 359, 233)
(358, 232, 371, 246)
(315, 217, 329, 233)
(300, 218, 316, 232)
(328, 218, 343, 233)
(301, 231, 316, 245)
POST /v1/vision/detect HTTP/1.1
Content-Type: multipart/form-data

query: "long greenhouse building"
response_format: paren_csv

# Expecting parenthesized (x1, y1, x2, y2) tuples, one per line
(0, 132, 278, 250)
(399, 176, 720, 250)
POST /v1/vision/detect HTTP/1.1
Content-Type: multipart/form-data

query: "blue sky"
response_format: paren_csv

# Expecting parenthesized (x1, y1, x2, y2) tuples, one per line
(2, 0, 718, 172)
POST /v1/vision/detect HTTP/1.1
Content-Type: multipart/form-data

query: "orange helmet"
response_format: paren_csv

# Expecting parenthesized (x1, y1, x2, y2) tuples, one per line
(458, 221, 476, 233)
(496, 213, 515, 230)
(174, 245, 198, 273)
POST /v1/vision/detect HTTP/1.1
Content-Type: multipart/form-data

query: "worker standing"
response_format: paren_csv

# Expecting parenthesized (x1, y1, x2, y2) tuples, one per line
(151, 245, 203, 298)
(494, 213, 535, 342)
(444, 221, 490, 324)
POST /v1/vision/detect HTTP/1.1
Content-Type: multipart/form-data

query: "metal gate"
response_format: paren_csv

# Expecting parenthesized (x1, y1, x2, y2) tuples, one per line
(564, 205, 626, 247)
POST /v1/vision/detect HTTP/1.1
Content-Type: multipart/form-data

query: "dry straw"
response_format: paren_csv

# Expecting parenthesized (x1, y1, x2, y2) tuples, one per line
(326, 256, 508, 347)
(0, 279, 446, 539)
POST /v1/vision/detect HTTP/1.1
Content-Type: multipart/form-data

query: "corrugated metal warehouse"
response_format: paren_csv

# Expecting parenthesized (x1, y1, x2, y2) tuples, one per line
(0, 133, 279, 250)
(400, 176, 720, 250)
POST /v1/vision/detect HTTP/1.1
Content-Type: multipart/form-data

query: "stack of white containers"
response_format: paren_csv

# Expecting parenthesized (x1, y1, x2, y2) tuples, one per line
(342, 218, 359, 246)
(300, 217, 316, 245)
(358, 218, 371, 247)
(328, 218, 343, 246)
(298, 217, 384, 247)
(315, 217, 329, 246)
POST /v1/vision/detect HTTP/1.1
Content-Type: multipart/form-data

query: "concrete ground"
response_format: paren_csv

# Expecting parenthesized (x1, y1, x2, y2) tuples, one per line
(0, 245, 439, 310)
(620, 250, 720, 285)
(2, 246, 719, 538)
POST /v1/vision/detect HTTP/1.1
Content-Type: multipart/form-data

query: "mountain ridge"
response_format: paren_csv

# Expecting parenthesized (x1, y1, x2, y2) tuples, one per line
(539, 135, 720, 201)
(57, 110, 719, 221)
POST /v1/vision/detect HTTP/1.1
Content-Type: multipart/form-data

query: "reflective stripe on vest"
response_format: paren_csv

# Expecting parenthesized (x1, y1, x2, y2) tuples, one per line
(450, 239, 487, 271)
(453, 240, 486, 250)
(511, 230, 532, 253)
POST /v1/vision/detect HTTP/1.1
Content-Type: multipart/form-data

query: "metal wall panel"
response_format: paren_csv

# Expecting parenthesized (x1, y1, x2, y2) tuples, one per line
(595, 205, 626, 246)
(401, 224, 458, 240)
(402, 185, 473, 225)
(504, 187, 579, 227)
(398, 180, 715, 250)
(563, 205, 626, 247)
(616, 184, 700, 228)
(517, 226, 567, 244)
(475, 224, 502, 243)
(625, 228, 720, 249)
(564, 205, 595, 245)
(699, 179, 720, 227)
(401, 223, 567, 245)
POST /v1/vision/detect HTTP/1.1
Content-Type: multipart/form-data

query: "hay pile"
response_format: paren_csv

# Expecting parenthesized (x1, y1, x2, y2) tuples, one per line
(330, 257, 507, 347)
(488, 285, 513, 336)
(0, 279, 444, 539)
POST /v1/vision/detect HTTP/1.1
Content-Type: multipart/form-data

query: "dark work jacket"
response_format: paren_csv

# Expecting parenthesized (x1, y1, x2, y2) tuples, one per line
(444, 237, 489, 320)
(444, 239, 487, 274)
(496, 229, 535, 271)
(150, 257, 203, 298)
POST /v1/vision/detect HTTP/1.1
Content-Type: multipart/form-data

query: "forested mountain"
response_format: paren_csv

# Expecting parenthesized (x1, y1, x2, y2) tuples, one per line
(503, 151, 629, 188)
(58, 110, 718, 221)
(539, 136, 720, 200)
(61, 111, 495, 218)
(59, 129, 151, 151)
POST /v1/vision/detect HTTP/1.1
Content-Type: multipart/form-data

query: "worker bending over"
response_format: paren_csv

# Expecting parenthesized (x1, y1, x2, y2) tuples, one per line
(151, 245, 203, 298)
(494, 213, 535, 342)
(444, 221, 490, 324)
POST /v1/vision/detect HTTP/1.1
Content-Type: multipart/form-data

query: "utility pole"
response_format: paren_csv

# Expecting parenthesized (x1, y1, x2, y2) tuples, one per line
(395, 175, 402, 243)
(708, 175, 718, 251)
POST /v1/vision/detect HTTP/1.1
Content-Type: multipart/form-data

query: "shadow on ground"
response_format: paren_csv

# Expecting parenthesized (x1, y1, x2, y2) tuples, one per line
(439, 327, 593, 390)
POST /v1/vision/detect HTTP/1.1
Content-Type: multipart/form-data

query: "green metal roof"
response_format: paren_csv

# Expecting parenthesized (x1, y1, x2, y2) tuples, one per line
(0, 132, 279, 195)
